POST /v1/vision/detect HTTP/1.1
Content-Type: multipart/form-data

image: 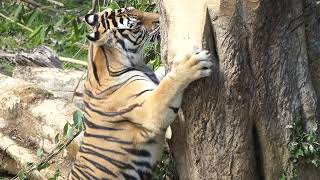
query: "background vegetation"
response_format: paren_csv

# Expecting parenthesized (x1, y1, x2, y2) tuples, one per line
(0, 0, 161, 73)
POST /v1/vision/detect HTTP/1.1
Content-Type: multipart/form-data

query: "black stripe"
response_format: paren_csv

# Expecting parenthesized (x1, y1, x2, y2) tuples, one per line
(80, 156, 117, 177)
(131, 89, 153, 98)
(109, 66, 137, 77)
(84, 101, 142, 117)
(80, 147, 134, 170)
(137, 170, 152, 180)
(139, 131, 147, 138)
(82, 142, 125, 155)
(87, 31, 100, 41)
(84, 89, 105, 100)
(101, 47, 140, 77)
(116, 38, 127, 51)
(74, 163, 95, 172)
(101, 14, 107, 31)
(70, 169, 80, 179)
(106, 18, 110, 29)
(135, 31, 144, 43)
(108, 119, 142, 126)
(136, 30, 146, 44)
(97, 74, 146, 96)
(119, 16, 124, 24)
(122, 147, 151, 157)
(127, 46, 139, 53)
(83, 170, 100, 180)
(112, 17, 118, 27)
(83, 108, 92, 118)
(91, 61, 101, 86)
(146, 139, 156, 144)
(132, 160, 152, 169)
(84, 132, 132, 145)
(169, 106, 179, 113)
(74, 165, 97, 180)
(121, 172, 137, 180)
(121, 78, 149, 88)
(84, 117, 123, 131)
(143, 71, 159, 84)
(120, 32, 138, 45)
(110, 11, 115, 18)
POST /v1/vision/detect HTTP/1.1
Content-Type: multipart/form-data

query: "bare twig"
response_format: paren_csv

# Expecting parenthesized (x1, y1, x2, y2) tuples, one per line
(20, 0, 42, 8)
(10, 129, 83, 180)
(0, 49, 87, 67)
(88, 0, 99, 14)
(46, 0, 64, 7)
(59, 57, 87, 66)
(72, 71, 86, 102)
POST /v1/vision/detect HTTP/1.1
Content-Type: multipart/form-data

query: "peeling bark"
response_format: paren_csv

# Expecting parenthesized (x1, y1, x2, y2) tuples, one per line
(160, 0, 320, 179)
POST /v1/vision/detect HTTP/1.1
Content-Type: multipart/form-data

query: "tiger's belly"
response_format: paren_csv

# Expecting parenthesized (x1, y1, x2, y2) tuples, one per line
(70, 127, 166, 180)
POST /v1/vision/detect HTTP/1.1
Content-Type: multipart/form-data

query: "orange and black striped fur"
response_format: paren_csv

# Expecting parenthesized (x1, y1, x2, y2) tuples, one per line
(69, 7, 213, 180)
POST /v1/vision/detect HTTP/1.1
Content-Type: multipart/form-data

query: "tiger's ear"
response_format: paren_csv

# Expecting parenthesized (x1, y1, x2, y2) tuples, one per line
(84, 13, 98, 26)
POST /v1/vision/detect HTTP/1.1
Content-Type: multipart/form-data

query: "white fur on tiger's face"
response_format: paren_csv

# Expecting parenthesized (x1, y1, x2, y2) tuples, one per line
(69, 7, 213, 180)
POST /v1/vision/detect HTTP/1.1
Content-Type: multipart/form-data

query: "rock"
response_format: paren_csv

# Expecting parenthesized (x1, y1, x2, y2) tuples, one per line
(13, 66, 85, 110)
(15, 45, 62, 68)
(0, 74, 82, 179)
(0, 46, 62, 69)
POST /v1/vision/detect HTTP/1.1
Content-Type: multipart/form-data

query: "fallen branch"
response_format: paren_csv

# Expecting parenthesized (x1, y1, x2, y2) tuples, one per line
(20, 0, 42, 8)
(0, 133, 48, 180)
(46, 0, 64, 7)
(0, 46, 87, 68)
(59, 57, 87, 66)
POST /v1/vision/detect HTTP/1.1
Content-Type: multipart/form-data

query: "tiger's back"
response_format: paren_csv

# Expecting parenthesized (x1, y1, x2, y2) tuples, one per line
(69, 8, 164, 180)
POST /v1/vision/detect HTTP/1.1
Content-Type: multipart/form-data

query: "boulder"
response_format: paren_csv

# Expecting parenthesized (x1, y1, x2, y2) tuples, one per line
(13, 66, 85, 110)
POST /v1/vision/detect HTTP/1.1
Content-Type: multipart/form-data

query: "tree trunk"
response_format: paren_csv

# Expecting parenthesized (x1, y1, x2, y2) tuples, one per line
(160, 0, 320, 179)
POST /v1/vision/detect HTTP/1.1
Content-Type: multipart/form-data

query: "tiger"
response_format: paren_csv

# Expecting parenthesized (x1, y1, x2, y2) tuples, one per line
(68, 7, 213, 180)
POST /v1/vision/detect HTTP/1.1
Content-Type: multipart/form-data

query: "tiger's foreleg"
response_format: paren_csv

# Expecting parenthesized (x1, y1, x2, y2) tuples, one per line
(143, 49, 212, 133)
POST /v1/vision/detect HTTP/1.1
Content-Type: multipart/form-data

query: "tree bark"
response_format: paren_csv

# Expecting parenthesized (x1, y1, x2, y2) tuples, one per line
(160, 0, 320, 179)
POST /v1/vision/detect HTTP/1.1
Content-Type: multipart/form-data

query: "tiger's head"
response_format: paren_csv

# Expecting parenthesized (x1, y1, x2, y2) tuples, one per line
(84, 7, 159, 65)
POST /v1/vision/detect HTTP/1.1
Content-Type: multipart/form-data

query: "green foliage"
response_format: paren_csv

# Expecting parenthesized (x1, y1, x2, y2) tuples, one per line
(11, 109, 85, 179)
(145, 42, 162, 70)
(0, 0, 90, 66)
(0, 60, 15, 76)
(0, 0, 161, 72)
(288, 118, 320, 167)
(36, 148, 44, 158)
(282, 117, 320, 179)
(48, 169, 61, 180)
(62, 110, 85, 140)
(153, 149, 177, 180)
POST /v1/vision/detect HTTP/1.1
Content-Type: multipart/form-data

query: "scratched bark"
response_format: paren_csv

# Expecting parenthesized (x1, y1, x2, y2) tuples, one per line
(160, 0, 320, 179)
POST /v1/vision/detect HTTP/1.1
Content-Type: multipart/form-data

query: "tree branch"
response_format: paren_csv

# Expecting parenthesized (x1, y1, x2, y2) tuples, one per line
(89, 0, 99, 14)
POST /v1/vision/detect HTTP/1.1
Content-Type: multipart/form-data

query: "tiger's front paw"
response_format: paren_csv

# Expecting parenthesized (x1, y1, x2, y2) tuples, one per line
(170, 49, 213, 86)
